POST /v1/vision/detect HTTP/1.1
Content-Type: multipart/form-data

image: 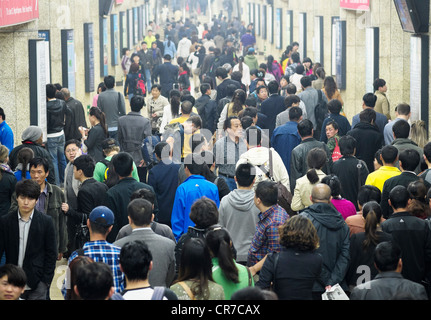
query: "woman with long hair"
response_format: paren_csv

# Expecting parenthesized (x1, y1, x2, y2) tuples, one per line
(322, 76, 344, 106)
(206, 228, 253, 299)
(159, 89, 181, 134)
(291, 148, 327, 211)
(407, 180, 431, 219)
(256, 215, 322, 300)
(79, 107, 108, 162)
(346, 201, 392, 291)
(13, 147, 34, 181)
(170, 237, 225, 300)
(217, 89, 247, 131)
(266, 55, 282, 83)
(321, 174, 357, 220)
(410, 120, 428, 149)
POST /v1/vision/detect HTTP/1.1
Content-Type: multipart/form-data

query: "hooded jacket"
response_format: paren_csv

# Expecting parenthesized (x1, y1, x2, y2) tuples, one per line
(300, 202, 350, 292)
(243, 54, 259, 71)
(218, 189, 260, 262)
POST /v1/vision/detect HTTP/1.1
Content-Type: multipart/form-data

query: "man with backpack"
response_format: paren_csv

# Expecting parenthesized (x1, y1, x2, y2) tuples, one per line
(298, 76, 328, 140)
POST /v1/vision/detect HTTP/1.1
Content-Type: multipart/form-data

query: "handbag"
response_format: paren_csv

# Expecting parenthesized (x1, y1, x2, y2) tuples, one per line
(74, 214, 90, 249)
(331, 137, 342, 162)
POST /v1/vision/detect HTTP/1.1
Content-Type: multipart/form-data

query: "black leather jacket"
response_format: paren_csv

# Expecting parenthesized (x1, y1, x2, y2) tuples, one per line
(47, 99, 67, 134)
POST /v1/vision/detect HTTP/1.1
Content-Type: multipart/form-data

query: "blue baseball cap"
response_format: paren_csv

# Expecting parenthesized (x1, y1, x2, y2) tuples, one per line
(89, 206, 114, 226)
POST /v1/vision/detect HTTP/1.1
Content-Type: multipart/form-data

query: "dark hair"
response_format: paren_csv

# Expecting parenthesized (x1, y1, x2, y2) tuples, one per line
(362, 201, 383, 249)
(323, 77, 337, 99)
(46, 84, 57, 99)
(325, 120, 339, 131)
(189, 133, 206, 153)
(279, 215, 319, 251)
(395, 103, 410, 116)
(89, 107, 108, 137)
(297, 119, 313, 137)
(255, 180, 278, 207)
(66, 256, 94, 300)
(374, 149, 383, 167)
(200, 83, 211, 95)
(373, 241, 401, 272)
(240, 116, 254, 130)
(306, 148, 327, 184)
(295, 64, 305, 75)
(169, 89, 181, 118)
(112, 152, 134, 177)
(176, 238, 213, 299)
(373, 78, 386, 92)
(321, 174, 341, 197)
(75, 262, 114, 300)
(235, 163, 255, 187)
(73, 155, 96, 178)
(0, 107, 5, 121)
(284, 95, 301, 109)
(0, 264, 27, 288)
(15, 179, 40, 200)
(357, 185, 381, 207)
(399, 149, 420, 172)
(338, 135, 356, 156)
(29, 157, 49, 173)
(226, 84, 239, 97)
(127, 198, 153, 226)
(327, 99, 342, 114)
(359, 108, 376, 124)
(215, 67, 228, 79)
(120, 240, 152, 282)
(267, 80, 279, 95)
(286, 83, 297, 95)
(363, 93, 377, 108)
(389, 185, 410, 210)
(242, 107, 258, 119)
(206, 228, 239, 283)
(65, 139, 82, 152)
(223, 116, 240, 132)
(424, 142, 431, 162)
(154, 141, 171, 160)
(130, 188, 156, 205)
(230, 89, 247, 115)
(103, 75, 115, 89)
(315, 67, 326, 79)
(381, 145, 398, 164)
(392, 119, 410, 139)
(289, 106, 303, 121)
(189, 197, 219, 228)
(130, 95, 145, 112)
(299, 76, 312, 88)
(291, 52, 300, 63)
(407, 180, 431, 219)
(184, 153, 204, 175)
(245, 126, 262, 146)
(17, 147, 34, 181)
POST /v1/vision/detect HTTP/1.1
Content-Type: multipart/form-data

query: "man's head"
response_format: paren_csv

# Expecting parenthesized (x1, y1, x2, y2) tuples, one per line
(357, 185, 381, 210)
(163, 54, 172, 61)
(300, 76, 312, 90)
(15, 179, 40, 216)
(288, 106, 303, 122)
(46, 84, 57, 99)
(399, 149, 420, 172)
(245, 126, 262, 148)
(102, 138, 120, 156)
(127, 198, 153, 228)
(388, 185, 410, 211)
(74, 262, 114, 300)
(254, 180, 278, 209)
(154, 141, 171, 161)
(291, 51, 300, 63)
(235, 163, 256, 188)
(141, 41, 148, 50)
(310, 183, 332, 204)
(112, 152, 134, 178)
(373, 78, 387, 93)
(327, 99, 343, 115)
(88, 206, 115, 236)
(373, 241, 402, 273)
(73, 155, 95, 180)
(297, 119, 313, 139)
(130, 95, 145, 112)
(189, 197, 219, 228)
(381, 145, 398, 165)
(284, 95, 301, 109)
(215, 67, 228, 80)
(60, 88, 71, 100)
(424, 142, 431, 164)
(184, 153, 204, 176)
(359, 108, 376, 124)
(200, 83, 211, 96)
(0, 107, 5, 123)
(180, 100, 194, 115)
(267, 80, 279, 95)
(29, 157, 49, 187)
(120, 240, 153, 284)
(338, 135, 356, 157)
(64, 140, 82, 162)
(0, 264, 27, 300)
(224, 116, 242, 137)
(362, 93, 377, 108)
(392, 119, 410, 139)
(256, 86, 268, 101)
(395, 103, 411, 118)
(103, 75, 116, 89)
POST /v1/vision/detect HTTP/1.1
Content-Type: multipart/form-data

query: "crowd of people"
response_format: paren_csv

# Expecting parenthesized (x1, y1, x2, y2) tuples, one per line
(1, 9, 431, 302)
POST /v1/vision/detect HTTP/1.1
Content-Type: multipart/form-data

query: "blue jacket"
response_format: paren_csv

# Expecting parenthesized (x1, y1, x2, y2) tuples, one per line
(271, 121, 301, 175)
(171, 175, 220, 241)
(152, 62, 179, 97)
(0, 121, 14, 153)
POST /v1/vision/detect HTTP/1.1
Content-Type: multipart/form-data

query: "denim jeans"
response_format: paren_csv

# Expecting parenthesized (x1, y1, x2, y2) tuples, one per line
(46, 134, 67, 186)
(219, 175, 237, 191)
(144, 68, 152, 93)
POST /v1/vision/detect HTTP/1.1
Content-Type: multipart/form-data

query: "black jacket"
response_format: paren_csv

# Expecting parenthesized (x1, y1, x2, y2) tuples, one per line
(65, 97, 88, 141)
(46, 99, 68, 135)
(0, 209, 57, 289)
(216, 78, 241, 103)
(260, 94, 286, 137)
(152, 62, 179, 97)
(0, 170, 16, 217)
(347, 122, 383, 173)
(195, 94, 217, 134)
(381, 211, 431, 284)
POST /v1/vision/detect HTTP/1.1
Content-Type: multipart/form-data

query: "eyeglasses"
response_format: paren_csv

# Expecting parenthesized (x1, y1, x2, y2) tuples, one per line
(66, 148, 79, 153)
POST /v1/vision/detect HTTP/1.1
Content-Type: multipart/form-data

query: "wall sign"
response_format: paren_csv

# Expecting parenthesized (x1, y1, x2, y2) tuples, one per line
(340, 0, 370, 11)
(0, 0, 39, 28)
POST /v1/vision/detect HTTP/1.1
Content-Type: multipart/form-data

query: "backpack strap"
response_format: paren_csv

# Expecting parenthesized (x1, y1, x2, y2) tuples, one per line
(151, 287, 165, 300)
(177, 281, 195, 300)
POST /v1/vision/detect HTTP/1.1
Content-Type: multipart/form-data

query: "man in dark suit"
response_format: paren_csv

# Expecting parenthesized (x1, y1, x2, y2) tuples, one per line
(0, 179, 57, 300)
(152, 54, 179, 98)
(215, 67, 241, 103)
(63, 155, 109, 253)
(104, 152, 158, 243)
(260, 80, 286, 137)
(380, 149, 422, 219)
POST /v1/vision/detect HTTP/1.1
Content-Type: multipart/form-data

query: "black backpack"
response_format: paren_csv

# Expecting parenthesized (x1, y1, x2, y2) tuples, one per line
(314, 90, 328, 139)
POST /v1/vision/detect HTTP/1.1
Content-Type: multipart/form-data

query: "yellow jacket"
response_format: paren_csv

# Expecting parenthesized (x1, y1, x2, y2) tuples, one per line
(364, 165, 401, 191)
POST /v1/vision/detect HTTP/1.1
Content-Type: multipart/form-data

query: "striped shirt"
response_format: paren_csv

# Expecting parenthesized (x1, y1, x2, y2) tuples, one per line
(247, 205, 289, 266)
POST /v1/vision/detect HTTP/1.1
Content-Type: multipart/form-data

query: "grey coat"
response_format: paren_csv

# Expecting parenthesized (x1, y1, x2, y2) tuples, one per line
(113, 228, 176, 287)
(97, 88, 126, 129)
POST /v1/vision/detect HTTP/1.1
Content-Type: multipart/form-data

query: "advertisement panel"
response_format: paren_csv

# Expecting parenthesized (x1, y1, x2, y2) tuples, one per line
(340, 0, 370, 11)
(0, 0, 39, 28)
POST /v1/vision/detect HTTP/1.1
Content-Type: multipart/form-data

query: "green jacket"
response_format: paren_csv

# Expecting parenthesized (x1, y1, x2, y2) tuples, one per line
(243, 54, 259, 71)
(93, 155, 140, 183)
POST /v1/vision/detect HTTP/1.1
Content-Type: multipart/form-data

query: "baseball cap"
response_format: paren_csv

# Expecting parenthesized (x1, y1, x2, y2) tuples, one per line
(247, 47, 255, 54)
(89, 206, 114, 226)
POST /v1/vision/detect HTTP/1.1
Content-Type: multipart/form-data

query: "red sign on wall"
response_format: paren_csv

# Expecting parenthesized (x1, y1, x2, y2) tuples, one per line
(340, 0, 370, 11)
(0, 0, 39, 28)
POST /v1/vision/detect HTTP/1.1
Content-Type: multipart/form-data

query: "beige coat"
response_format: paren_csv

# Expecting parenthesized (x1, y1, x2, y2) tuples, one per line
(291, 169, 326, 211)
